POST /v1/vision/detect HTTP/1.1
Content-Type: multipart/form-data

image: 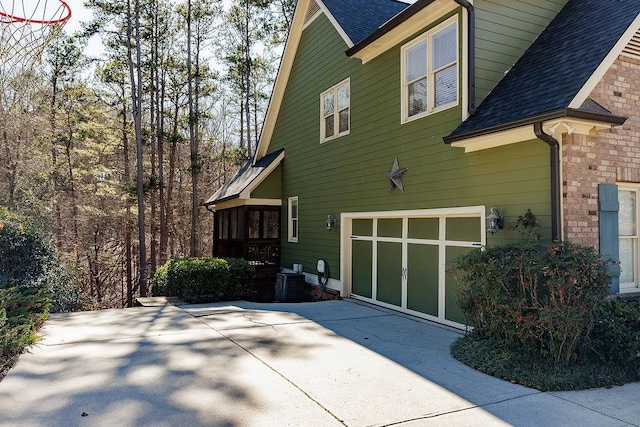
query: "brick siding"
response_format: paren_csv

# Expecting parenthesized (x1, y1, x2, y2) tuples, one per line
(562, 55, 640, 247)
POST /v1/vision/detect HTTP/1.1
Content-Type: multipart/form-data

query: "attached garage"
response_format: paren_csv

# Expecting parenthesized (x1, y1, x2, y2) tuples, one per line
(341, 207, 486, 328)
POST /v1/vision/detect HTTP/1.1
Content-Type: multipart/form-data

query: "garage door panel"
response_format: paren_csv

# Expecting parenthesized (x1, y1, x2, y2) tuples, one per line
(352, 240, 373, 298)
(353, 219, 373, 236)
(445, 246, 473, 324)
(446, 217, 481, 242)
(378, 218, 402, 238)
(377, 241, 402, 307)
(407, 244, 439, 316)
(408, 218, 439, 240)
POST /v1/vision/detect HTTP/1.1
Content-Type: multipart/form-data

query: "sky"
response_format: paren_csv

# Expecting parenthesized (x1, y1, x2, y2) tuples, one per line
(63, 0, 102, 56)
(62, 0, 234, 59)
(64, 0, 91, 34)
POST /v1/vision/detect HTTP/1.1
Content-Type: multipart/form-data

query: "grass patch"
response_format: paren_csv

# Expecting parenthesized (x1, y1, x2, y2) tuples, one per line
(451, 335, 640, 391)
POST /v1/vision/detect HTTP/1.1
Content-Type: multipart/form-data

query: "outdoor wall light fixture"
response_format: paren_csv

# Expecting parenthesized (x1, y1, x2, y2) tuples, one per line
(326, 214, 337, 231)
(486, 208, 504, 235)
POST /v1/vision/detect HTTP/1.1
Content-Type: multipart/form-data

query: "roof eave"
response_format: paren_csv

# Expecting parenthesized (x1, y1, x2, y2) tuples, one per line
(203, 149, 286, 207)
(203, 193, 239, 207)
(444, 108, 628, 144)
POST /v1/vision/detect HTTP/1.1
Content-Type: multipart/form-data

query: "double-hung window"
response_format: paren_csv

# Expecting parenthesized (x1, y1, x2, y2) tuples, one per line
(288, 196, 299, 242)
(401, 17, 458, 122)
(619, 186, 640, 291)
(321, 78, 350, 142)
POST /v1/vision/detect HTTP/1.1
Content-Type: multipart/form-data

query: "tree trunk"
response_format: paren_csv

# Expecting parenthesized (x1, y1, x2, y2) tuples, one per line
(244, 0, 252, 158)
(187, 0, 199, 257)
(127, 0, 148, 297)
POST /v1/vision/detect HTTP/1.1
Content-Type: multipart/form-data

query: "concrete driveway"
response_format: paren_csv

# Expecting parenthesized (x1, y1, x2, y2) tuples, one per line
(0, 299, 638, 426)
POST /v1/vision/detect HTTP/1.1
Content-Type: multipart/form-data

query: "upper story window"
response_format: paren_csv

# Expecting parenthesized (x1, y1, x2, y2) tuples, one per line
(321, 78, 350, 142)
(401, 17, 458, 123)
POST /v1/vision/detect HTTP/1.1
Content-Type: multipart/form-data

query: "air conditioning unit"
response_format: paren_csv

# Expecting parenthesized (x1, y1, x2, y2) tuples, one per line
(275, 273, 305, 302)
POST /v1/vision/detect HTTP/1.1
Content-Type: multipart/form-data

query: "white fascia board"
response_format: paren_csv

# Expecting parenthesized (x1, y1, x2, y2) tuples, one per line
(570, 13, 640, 109)
(255, 0, 309, 161)
(353, 0, 457, 64)
(239, 150, 285, 199)
(451, 116, 617, 153)
(210, 198, 283, 211)
(450, 126, 537, 153)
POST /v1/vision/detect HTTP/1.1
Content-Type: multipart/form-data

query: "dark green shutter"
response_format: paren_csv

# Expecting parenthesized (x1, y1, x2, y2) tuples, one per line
(599, 184, 620, 294)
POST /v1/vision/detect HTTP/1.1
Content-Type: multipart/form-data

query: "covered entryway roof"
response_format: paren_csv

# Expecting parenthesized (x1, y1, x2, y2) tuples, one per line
(204, 148, 285, 210)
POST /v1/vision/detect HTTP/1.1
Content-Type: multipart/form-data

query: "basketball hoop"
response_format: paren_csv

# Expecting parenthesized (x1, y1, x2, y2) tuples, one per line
(0, 0, 72, 69)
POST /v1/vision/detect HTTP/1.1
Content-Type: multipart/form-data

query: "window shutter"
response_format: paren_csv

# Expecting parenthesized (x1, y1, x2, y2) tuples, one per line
(599, 183, 620, 293)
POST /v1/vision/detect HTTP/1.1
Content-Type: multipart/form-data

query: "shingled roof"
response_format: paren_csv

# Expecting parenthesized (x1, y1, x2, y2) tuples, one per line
(444, 0, 640, 143)
(322, 0, 409, 45)
(204, 148, 284, 206)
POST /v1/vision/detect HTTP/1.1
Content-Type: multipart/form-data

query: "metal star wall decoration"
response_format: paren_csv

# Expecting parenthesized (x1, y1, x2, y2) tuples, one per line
(386, 157, 408, 193)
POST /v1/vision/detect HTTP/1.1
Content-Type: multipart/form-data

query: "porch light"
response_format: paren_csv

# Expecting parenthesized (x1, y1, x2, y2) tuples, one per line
(326, 214, 337, 231)
(486, 208, 504, 235)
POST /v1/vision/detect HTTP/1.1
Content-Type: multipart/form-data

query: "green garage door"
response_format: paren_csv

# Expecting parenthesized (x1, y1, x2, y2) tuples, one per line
(350, 209, 483, 328)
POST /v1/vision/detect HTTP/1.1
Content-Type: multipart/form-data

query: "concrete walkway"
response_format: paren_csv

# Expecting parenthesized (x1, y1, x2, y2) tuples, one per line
(0, 299, 638, 426)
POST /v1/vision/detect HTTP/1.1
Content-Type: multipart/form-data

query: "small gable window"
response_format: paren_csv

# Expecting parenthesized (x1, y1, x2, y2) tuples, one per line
(288, 196, 299, 242)
(320, 78, 350, 142)
(401, 17, 458, 123)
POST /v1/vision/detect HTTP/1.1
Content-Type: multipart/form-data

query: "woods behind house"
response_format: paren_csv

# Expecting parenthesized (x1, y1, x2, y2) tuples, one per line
(0, 0, 295, 308)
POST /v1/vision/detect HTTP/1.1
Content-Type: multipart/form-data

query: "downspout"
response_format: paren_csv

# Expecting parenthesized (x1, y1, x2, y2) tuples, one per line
(534, 123, 561, 241)
(453, 0, 475, 114)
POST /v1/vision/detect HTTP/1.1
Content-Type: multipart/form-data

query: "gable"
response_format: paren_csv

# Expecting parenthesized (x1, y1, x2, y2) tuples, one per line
(204, 149, 284, 209)
(256, 0, 415, 160)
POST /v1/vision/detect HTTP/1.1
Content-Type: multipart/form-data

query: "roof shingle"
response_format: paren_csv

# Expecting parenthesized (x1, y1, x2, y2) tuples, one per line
(446, 0, 640, 141)
(204, 149, 284, 206)
(321, 0, 409, 45)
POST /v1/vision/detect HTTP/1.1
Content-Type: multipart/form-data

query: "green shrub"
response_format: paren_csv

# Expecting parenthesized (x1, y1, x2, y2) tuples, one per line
(1, 286, 50, 376)
(451, 240, 610, 365)
(0, 213, 87, 313)
(226, 258, 256, 297)
(152, 257, 255, 303)
(0, 219, 58, 289)
(151, 262, 170, 297)
(589, 299, 640, 365)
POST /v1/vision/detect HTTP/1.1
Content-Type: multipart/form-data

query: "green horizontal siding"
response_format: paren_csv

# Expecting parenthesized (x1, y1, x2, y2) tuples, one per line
(269, 11, 552, 278)
(475, 0, 569, 103)
(251, 165, 281, 199)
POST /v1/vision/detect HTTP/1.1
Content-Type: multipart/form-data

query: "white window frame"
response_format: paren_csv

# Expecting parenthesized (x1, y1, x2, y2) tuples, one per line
(401, 16, 459, 123)
(288, 196, 299, 243)
(619, 185, 640, 291)
(320, 78, 350, 143)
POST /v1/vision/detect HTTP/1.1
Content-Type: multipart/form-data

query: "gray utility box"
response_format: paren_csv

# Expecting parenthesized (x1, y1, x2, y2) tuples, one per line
(275, 273, 305, 302)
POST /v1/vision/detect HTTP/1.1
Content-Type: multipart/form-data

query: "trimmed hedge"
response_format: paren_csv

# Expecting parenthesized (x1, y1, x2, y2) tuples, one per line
(152, 257, 255, 303)
(450, 240, 610, 365)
